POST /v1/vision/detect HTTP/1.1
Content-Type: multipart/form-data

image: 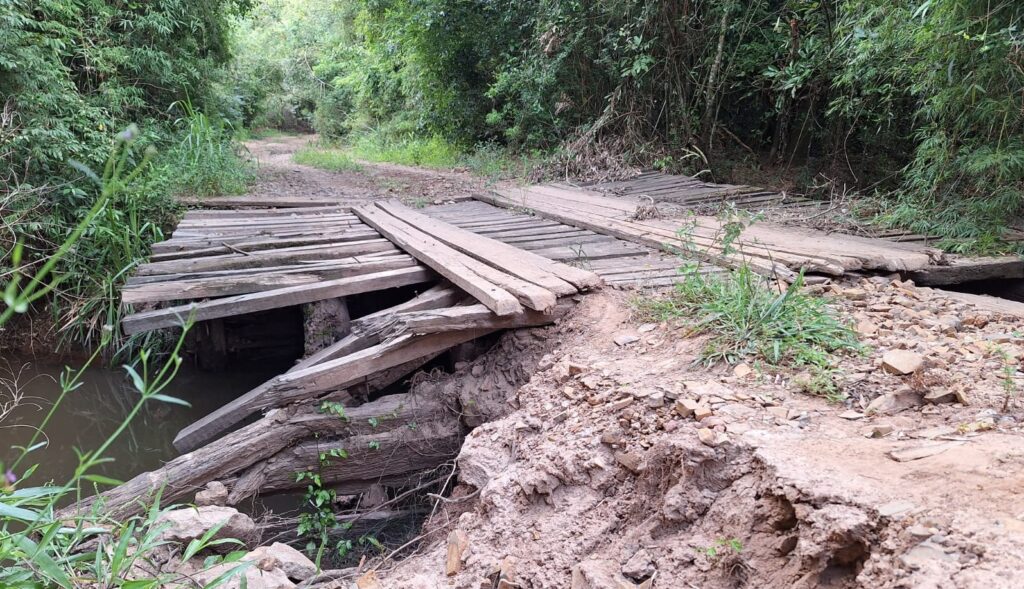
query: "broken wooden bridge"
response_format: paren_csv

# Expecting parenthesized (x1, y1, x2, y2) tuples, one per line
(94, 172, 1020, 516)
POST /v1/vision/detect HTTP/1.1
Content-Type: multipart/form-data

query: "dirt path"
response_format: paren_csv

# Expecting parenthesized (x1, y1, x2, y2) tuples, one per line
(241, 134, 492, 205)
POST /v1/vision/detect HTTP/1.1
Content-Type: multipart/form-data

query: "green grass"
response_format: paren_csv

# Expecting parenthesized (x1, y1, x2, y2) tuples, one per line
(293, 146, 364, 172)
(350, 133, 461, 168)
(237, 127, 295, 141)
(634, 265, 860, 371)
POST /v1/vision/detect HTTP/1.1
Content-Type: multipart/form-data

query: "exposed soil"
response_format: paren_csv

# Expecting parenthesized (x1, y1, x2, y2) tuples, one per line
(374, 283, 1024, 589)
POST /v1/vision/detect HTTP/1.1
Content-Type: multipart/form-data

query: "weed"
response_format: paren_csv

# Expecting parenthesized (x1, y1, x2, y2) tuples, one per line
(164, 100, 256, 197)
(699, 537, 744, 560)
(368, 440, 381, 451)
(320, 400, 349, 420)
(350, 132, 461, 168)
(792, 365, 847, 403)
(635, 266, 860, 369)
(988, 344, 1019, 411)
(294, 146, 364, 172)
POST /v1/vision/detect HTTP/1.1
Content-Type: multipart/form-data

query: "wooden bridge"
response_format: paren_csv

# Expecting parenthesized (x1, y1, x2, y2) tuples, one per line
(85, 172, 1021, 517)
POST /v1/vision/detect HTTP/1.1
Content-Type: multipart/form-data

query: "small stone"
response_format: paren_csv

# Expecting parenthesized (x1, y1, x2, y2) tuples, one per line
(244, 543, 318, 581)
(674, 398, 700, 418)
(888, 442, 961, 462)
(609, 397, 634, 411)
(767, 406, 790, 420)
(693, 405, 713, 420)
(733, 363, 753, 379)
(878, 500, 916, 518)
(838, 410, 865, 420)
(638, 323, 658, 333)
(881, 350, 925, 375)
(697, 427, 726, 447)
(621, 548, 656, 582)
(842, 288, 869, 300)
(923, 389, 958, 404)
(863, 424, 894, 438)
(646, 392, 665, 408)
(865, 390, 921, 415)
(614, 334, 640, 346)
(900, 542, 959, 569)
(195, 481, 229, 507)
(446, 530, 469, 576)
(600, 430, 625, 446)
(856, 320, 879, 337)
(907, 525, 933, 539)
(568, 362, 588, 376)
(614, 451, 644, 474)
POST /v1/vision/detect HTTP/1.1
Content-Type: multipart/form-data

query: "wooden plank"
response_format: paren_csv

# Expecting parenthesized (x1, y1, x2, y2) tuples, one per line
(150, 231, 380, 260)
(353, 205, 529, 315)
(906, 256, 1023, 286)
(121, 266, 434, 335)
(125, 256, 409, 285)
(376, 201, 601, 292)
(122, 256, 420, 303)
(136, 239, 397, 275)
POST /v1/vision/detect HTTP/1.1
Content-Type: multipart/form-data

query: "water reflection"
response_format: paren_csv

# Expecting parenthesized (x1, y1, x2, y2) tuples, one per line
(0, 356, 284, 489)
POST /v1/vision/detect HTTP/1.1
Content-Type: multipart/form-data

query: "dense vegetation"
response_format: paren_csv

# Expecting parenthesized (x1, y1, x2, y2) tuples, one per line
(234, 0, 1024, 252)
(1, 0, 255, 347)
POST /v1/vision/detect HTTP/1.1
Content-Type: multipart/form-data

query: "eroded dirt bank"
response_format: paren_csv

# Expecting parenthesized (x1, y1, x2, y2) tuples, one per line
(377, 284, 1024, 589)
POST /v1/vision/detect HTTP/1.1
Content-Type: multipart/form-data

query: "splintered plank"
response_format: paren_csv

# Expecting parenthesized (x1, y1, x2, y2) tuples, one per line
(121, 256, 420, 303)
(121, 266, 434, 335)
(375, 201, 602, 292)
(353, 205, 531, 315)
(906, 256, 1024, 286)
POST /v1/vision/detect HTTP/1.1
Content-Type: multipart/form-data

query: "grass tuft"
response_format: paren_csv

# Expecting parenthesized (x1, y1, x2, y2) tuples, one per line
(635, 266, 860, 370)
(293, 146, 364, 172)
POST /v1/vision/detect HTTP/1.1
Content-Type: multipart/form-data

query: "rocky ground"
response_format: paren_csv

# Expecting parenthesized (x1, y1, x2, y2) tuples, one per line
(372, 279, 1024, 589)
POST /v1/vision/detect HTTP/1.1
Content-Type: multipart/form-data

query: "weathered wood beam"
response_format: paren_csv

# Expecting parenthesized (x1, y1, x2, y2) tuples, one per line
(65, 393, 456, 520)
(376, 201, 600, 293)
(121, 266, 434, 335)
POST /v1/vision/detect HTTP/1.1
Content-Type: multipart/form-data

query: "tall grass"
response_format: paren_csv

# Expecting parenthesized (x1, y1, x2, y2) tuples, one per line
(163, 101, 256, 197)
(350, 132, 462, 169)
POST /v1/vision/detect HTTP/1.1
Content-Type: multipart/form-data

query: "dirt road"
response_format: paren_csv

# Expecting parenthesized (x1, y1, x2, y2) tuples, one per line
(242, 134, 491, 205)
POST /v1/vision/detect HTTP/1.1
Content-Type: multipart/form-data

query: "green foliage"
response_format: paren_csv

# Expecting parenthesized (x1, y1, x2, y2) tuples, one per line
(636, 266, 860, 369)
(233, 0, 1023, 251)
(294, 146, 364, 172)
(350, 132, 462, 169)
(161, 102, 257, 198)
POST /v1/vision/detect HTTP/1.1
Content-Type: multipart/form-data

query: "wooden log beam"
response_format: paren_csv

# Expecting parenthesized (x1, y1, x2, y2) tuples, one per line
(121, 266, 434, 335)
(66, 393, 456, 520)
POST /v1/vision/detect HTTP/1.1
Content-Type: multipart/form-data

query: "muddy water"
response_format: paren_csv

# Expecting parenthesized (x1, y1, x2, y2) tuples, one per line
(0, 356, 284, 489)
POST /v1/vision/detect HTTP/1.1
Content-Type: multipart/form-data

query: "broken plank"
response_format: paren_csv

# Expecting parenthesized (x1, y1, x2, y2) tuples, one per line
(136, 239, 397, 275)
(376, 201, 601, 292)
(906, 256, 1023, 286)
(121, 266, 434, 335)
(173, 328, 495, 453)
(353, 205, 525, 315)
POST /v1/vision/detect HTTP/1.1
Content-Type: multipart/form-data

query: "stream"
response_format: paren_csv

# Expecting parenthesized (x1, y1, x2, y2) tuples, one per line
(0, 355, 286, 490)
